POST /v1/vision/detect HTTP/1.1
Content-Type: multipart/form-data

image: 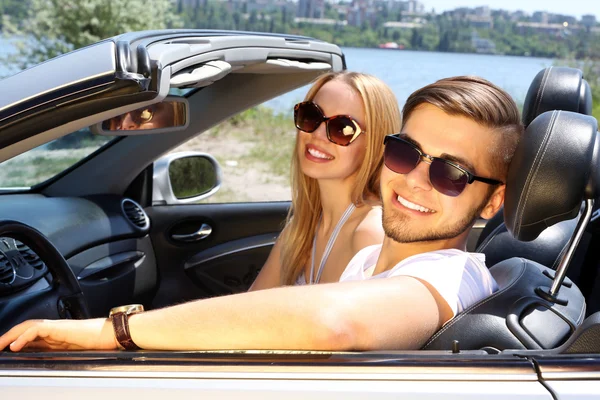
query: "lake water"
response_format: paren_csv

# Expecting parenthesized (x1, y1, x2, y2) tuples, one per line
(266, 47, 555, 113)
(0, 38, 554, 112)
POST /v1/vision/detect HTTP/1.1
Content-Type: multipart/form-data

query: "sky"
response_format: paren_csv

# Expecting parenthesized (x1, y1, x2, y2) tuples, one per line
(420, 0, 599, 19)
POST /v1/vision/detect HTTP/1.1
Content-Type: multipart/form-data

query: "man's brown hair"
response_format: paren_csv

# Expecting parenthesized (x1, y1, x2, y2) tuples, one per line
(402, 76, 524, 181)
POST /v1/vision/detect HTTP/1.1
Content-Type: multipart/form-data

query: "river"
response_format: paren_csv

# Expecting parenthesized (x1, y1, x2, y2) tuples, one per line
(266, 47, 555, 112)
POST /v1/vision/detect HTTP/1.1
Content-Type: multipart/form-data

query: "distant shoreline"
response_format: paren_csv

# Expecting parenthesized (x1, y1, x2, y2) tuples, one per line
(347, 46, 556, 60)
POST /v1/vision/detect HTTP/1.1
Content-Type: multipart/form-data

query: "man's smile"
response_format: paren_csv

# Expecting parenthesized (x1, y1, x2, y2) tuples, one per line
(394, 193, 436, 214)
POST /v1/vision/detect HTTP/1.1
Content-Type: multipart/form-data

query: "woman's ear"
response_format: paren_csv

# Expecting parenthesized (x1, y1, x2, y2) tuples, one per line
(479, 185, 505, 220)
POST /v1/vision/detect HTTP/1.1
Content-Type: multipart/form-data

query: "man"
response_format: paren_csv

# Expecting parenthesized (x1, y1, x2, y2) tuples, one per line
(0, 76, 523, 352)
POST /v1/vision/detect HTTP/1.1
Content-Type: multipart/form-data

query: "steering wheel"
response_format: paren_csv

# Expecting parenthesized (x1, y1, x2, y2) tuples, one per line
(0, 220, 90, 334)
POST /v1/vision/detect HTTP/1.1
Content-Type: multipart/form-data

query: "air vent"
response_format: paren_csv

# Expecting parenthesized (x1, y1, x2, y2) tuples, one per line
(122, 199, 150, 230)
(16, 240, 45, 270)
(0, 252, 15, 284)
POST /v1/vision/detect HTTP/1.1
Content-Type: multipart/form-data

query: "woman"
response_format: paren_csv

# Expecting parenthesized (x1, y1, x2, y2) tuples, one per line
(250, 71, 402, 289)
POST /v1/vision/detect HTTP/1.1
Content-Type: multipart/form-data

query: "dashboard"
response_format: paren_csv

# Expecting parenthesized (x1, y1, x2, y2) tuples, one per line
(0, 194, 157, 318)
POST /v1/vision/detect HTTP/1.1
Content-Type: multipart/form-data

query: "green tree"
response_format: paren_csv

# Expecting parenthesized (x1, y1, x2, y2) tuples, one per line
(0, 0, 28, 29)
(3, 0, 182, 70)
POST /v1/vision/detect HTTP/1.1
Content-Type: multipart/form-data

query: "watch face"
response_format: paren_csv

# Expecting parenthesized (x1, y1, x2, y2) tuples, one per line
(109, 304, 144, 317)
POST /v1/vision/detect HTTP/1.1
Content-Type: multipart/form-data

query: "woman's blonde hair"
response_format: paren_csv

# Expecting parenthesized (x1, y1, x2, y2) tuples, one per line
(279, 71, 401, 285)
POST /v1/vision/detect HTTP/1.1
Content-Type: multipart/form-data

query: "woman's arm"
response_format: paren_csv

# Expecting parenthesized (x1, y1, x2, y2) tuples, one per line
(248, 235, 284, 291)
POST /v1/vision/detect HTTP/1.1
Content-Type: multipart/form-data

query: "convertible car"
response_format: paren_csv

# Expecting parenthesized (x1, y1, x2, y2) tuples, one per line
(0, 30, 599, 398)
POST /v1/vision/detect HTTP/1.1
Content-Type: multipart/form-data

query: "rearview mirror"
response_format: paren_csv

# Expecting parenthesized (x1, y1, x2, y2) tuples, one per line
(95, 97, 189, 135)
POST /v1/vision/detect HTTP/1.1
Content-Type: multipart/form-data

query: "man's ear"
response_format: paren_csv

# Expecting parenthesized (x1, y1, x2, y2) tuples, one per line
(479, 185, 505, 220)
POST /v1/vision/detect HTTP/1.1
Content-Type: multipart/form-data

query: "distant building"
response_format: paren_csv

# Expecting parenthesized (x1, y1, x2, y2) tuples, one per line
(297, 0, 324, 19)
(294, 17, 347, 25)
(445, 7, 469, 18)
(404, 0, 424, 14)
(330, 2, 349, 19)
(532, 11, 549, 24)
(510, 10, 527, 21)
(244, 0, 293, 13)
(517, 21, 577, 35)
(443, 6, 492, 29)
(548, 14, 577, 26)
(471, 31, 495, 54)
(474, 6, 490, 18)
(383, 21, 424, 29)
(582, 14, 597, 28)
(467, 15, 493, 29)
(347, 0, 377, 27)
(385, 0, 424, 15)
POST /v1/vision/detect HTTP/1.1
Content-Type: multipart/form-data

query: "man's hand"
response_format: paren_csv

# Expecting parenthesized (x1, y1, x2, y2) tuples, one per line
(0, 318, 119, 351)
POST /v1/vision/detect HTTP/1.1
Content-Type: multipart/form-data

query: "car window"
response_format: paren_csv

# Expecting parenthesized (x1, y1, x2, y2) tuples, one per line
(169, 100, 297, 203)
(0, 128, 115, 189)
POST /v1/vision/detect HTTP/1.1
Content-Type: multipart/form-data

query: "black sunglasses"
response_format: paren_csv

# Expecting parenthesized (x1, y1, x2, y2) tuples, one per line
(294, 101, 365, 146)
(383, 134, 503, 197)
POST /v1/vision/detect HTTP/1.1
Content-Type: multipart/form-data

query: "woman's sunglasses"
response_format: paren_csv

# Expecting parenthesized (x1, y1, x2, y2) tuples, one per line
(129, 105, 157, 125)
(383, 134, 503, 197)
(294, 101, 365, 146)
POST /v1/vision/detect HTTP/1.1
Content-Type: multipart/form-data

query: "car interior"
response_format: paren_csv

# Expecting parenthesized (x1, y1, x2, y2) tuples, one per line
(0, 31, 600, 357)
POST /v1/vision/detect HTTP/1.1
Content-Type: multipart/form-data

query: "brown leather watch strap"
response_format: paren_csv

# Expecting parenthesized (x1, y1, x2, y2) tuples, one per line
(111, 312, 140, 350)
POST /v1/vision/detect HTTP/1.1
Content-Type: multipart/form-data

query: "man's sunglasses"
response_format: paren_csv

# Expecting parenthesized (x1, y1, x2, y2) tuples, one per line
(294, 101, 365, 146)
(383, 134, 503, 197)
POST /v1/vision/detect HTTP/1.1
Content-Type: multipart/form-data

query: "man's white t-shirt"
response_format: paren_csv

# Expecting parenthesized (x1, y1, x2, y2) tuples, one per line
(339, 245, 498, 317)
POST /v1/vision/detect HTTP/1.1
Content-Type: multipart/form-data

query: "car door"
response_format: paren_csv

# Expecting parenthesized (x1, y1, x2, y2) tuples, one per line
(0, 350, 567, 399)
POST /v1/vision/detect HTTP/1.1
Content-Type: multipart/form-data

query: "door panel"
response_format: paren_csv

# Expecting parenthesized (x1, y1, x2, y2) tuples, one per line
(146, 202, 288, 308)
(1, 376, 554, 399)
(184, 233, 276, 296)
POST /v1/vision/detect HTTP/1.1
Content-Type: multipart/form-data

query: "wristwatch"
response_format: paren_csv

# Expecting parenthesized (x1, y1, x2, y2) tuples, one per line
(109, 304, 144, 350)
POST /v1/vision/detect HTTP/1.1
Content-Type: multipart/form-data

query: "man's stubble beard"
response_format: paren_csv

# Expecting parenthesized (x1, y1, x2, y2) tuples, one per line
(382, 196, 490, 244)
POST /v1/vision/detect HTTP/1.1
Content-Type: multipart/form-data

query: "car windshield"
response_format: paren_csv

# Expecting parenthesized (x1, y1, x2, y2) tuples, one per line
(0, 127, 116, 189)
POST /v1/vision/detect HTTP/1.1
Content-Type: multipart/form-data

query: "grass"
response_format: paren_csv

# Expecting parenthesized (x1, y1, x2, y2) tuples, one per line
(0, 149, 92, 187)
(225, 106, 295, 179)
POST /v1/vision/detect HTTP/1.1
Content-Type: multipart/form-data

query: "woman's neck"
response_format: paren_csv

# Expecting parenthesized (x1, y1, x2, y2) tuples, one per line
(317, 178, 356, 232)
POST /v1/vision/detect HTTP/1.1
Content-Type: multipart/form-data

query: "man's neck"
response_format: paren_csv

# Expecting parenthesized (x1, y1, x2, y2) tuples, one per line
(373, 232, 470, 275)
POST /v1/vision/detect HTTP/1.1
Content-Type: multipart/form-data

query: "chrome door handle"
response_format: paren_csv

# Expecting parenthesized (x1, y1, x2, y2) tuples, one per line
(172, 223, 212, 242)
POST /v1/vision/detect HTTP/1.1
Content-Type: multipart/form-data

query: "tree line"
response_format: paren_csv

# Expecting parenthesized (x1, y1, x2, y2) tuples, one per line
(3, 0, 600, 63)
(2, 0, 600, 134)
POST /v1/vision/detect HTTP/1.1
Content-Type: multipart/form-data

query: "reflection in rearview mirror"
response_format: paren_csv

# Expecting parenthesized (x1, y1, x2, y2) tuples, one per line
(102, 101, 187, 131)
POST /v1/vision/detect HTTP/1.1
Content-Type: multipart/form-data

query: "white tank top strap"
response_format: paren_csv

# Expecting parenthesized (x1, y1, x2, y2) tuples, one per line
(309, 203, 356, 284)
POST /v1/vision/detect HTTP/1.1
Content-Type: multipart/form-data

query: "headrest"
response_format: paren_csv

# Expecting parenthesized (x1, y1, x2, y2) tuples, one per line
(505, 111, 598, 241)
(522, 67, 592, 127)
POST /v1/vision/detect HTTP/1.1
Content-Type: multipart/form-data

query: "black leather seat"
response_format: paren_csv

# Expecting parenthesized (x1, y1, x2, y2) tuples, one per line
(423, 110, 598, 351)
(476, 67, 593, 269)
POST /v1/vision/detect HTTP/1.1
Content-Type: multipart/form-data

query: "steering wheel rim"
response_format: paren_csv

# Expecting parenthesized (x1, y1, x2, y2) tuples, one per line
(0, 220, 90, 334)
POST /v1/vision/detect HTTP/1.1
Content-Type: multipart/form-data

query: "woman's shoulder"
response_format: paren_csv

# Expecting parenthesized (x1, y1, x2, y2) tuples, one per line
(354, 204, 383, 230)
(350, 204, 384, 252)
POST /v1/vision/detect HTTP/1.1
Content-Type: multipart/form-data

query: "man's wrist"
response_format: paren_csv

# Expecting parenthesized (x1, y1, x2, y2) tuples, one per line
(109, 304, 144, 350)
(106, 318, 125, 350)
(127, 312, 141, 349)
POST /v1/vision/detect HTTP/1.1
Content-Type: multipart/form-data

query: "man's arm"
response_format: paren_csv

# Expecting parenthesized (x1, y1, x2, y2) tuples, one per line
(1, 277, 449, 352)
